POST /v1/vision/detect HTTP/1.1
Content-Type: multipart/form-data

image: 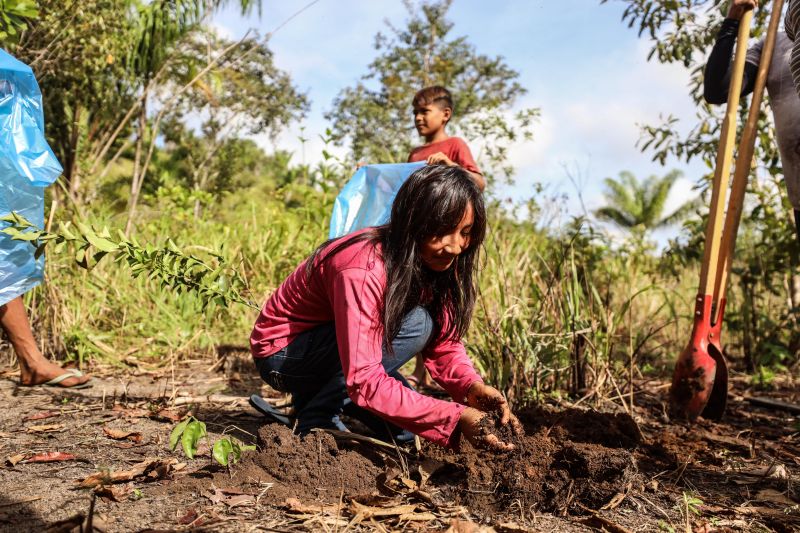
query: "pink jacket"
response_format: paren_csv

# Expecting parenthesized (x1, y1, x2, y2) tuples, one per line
(250, 232, 483, 447)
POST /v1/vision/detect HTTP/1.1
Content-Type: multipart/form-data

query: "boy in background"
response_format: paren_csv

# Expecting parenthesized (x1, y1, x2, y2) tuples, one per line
(408, 86, 486, 192)
(407, 86, 485, 387)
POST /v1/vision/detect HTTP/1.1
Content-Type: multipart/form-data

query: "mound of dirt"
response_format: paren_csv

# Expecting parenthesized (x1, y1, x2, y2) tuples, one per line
(240, 406, 642, 518)
(240, 424, 386, 501)
(425, 406, 642, 515)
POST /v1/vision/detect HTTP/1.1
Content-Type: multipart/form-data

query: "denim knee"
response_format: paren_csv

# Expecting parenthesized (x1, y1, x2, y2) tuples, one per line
(403, 306, 433, 351)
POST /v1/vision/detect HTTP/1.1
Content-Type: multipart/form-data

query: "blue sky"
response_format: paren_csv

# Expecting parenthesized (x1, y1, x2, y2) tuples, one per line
(213, 0, 712, 241)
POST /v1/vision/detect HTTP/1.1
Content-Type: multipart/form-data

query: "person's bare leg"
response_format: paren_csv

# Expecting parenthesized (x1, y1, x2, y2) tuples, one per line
(0, 296, 89, 386)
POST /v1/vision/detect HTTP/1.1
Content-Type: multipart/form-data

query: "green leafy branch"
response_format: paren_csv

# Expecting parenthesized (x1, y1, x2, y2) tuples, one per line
(170, 416, 254, 467)
(0, 0, 39, 40)
(0, 212, 255, 310)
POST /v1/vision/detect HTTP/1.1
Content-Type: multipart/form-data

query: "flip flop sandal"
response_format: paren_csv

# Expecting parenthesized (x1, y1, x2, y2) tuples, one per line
(249, 395, 293, 427)
(43, 369, 92, 389)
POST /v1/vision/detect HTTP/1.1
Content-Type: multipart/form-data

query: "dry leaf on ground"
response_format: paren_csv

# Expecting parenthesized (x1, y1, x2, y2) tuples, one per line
(204, 487, 255, 507)
(446, 518, 497, 533)
(153, 408, 186, 422)
(95, 484, 133, 502)
(348, 500, 417, 519)
(76, 458, 179, 488)
(755, 488, 797, 506)
(26, 423, 63, 433)
(6, 454, 25, 466)
(284, 497, 340, 515)
(24, 411, 61, 421)
(102, 427, 143, 443)
(24, 452, 78, 463)
(177, 507, 200, 526)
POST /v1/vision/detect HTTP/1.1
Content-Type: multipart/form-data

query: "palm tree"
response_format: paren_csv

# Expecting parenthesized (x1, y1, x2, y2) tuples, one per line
(595, 170, 697, 232)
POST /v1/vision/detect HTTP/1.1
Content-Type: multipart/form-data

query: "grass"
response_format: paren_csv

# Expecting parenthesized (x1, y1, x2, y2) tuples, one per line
(11, 177, 798, 409)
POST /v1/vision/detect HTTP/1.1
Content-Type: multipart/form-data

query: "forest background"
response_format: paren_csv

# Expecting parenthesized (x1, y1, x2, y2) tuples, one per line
(0, 0, 796, 407)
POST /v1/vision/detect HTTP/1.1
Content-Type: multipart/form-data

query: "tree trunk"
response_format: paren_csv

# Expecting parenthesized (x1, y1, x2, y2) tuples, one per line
(742, 278, 756, 373)
(570, 333, 587, 396)
(125, 97, 148, 236)
(66, 105, 83, 201)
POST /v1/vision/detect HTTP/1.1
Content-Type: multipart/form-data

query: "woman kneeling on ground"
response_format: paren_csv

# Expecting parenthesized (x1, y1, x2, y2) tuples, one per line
(250, 165, 522, 451)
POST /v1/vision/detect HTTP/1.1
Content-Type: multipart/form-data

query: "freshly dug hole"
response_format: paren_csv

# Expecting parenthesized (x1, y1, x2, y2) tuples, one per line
(425, 406, 642, 514)
(242, 406, 642, 517)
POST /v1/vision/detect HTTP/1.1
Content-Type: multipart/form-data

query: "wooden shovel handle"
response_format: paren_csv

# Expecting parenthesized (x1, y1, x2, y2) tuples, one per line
(713, 0, 785, 321)
(699, 10, 754, 297)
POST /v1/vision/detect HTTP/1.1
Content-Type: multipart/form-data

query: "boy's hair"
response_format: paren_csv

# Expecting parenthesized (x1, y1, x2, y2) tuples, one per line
(412, 86, 453, 112)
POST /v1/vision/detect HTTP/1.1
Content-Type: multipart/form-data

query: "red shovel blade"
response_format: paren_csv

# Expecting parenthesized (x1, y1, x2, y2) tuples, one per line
(670, 296, 728, 420)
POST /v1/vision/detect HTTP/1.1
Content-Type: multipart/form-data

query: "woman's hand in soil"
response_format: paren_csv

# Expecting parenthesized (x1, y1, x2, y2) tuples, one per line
(459, 407, 515, 452)
(466, 382, 524, 435)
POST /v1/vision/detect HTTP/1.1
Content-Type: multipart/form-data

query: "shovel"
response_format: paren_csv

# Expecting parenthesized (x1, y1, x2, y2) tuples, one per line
(670, 1, 783, 420)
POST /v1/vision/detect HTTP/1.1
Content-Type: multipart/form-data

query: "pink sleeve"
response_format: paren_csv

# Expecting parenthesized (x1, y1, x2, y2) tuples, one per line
(331, 268, 466, 447)
(423, 318, 483, 403)
(452, 139, 481, 175)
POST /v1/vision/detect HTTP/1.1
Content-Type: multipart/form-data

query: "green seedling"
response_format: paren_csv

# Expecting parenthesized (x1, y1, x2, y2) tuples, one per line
(212, 437, 255, 467)
(170, 416, 207, 459)
(1, 212, 254, 310)
(170, 417, 254, 466)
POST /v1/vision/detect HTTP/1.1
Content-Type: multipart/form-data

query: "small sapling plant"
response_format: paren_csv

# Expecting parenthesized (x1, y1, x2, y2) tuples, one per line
(170, 416, 255, 467)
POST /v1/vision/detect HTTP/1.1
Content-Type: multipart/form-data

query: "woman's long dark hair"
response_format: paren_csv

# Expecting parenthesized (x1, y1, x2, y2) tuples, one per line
(307, 165, 487, 349)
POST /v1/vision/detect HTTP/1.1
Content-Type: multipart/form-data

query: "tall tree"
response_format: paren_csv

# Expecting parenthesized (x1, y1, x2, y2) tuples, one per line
(7, 0, 266, 211)
(326, 0, 538, 182)
(595, 170, 696, 232)
(157, 29, 309, 217)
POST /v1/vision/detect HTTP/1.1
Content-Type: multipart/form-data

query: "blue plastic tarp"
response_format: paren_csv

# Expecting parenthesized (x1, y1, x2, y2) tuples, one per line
(329, 162, 425, 239)
(0, 48, 62, 306)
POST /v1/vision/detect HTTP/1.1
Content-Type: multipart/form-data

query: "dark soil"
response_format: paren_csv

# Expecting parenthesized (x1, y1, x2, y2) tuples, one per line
(425, 407, 642, 515)
(239, 405, 642, 517)
(245, 424, 385, 501)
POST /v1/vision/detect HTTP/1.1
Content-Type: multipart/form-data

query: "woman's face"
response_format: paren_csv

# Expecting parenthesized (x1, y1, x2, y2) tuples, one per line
(420, 203, 474, 272)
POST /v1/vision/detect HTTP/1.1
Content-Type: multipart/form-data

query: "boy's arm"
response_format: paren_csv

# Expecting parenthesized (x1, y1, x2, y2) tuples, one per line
(464, 169, 486, 192)
(426, 143, 486, 191)
(704, 16, 758, 104)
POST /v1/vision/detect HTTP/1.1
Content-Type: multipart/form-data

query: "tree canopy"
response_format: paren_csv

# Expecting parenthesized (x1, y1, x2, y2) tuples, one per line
(325, 0, 538, 181)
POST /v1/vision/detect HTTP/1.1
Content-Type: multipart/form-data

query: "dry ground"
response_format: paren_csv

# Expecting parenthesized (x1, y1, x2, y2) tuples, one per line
(0, 349, 797, 532)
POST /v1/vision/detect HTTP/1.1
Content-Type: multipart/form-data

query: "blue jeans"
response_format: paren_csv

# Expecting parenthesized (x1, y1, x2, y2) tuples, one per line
(255, 306, 433, 437)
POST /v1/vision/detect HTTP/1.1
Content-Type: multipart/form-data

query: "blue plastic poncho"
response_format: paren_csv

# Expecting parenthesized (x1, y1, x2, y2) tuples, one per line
(328, 162, 425, 239)
(0, 49, 62, 306)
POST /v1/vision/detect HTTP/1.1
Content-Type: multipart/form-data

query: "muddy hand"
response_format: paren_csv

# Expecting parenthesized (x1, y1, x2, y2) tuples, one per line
(459, 407, 514, 452)
(466, 382, 524, 435)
